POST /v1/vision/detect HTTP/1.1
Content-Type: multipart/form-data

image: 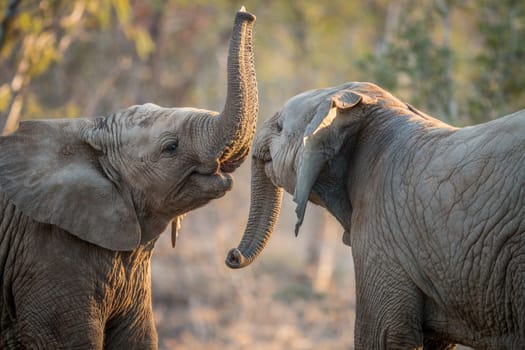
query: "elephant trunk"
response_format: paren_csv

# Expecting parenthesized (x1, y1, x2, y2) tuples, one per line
(225, 158, 283, 268)
(213, 7, 258, 172)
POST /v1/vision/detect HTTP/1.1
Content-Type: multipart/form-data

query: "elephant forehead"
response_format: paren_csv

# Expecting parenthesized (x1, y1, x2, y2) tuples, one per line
(118, 107, 211, 138)
(119, 105, 215, 128)
(121, 125, 161, 145)
(163, 107, 218, 119)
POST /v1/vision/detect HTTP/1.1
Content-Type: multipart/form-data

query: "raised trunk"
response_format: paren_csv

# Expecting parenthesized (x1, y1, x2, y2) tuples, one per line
(225, 158, 283, 268)
(213, 7, 258, 172)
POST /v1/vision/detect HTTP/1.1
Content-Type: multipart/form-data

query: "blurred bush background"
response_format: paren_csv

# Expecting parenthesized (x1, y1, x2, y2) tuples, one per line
(1, 0, 523, 348)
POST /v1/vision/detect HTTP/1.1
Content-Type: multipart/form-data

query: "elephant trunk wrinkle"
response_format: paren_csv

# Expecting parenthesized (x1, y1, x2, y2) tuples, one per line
(214, 9, 258, 170)
(225, 158, 283, 269)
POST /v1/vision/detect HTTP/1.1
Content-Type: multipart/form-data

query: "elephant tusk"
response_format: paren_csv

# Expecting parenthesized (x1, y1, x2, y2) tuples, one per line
(171, 215, 185, 248)
(171, 220, 178, 248)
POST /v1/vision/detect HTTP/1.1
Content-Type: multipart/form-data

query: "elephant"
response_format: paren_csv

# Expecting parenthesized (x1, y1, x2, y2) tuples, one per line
(225, 81, 525, 349)
(0, 8, 257, 349)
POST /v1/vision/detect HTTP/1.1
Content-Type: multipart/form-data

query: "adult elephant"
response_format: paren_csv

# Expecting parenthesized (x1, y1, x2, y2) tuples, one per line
(0, 8, 257, 349)
(226, 82, 525, 349)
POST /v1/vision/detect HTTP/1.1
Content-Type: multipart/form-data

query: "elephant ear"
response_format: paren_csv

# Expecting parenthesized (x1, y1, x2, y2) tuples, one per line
(0, 120, 141, 251)
(293, 90, 362, 236)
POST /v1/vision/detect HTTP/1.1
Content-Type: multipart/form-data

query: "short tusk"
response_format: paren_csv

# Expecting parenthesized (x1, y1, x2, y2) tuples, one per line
(171, 215, 184, 248)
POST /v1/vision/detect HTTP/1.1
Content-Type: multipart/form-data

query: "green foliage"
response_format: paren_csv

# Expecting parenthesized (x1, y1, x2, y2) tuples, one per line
(1, 0, 523, 127)
(0, 84, 10, 110)
(468, 0, 525, 121)
(358, 2, 456, 122)
(0, 0, 155, 127)
(357, 0, 525, 124)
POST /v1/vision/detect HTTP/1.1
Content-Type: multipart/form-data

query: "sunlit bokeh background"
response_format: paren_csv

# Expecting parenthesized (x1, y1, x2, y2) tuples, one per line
(1, 1, 524, 348)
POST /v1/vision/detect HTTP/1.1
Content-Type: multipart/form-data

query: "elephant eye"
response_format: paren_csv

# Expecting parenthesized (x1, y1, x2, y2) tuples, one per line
(162, 141, 178, 156)
(276, 120, 283, 133)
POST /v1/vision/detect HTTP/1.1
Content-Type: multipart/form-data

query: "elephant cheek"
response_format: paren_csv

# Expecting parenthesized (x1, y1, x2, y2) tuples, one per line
(264, 161, 276, 184)
(265, 161, 287, 193)
(265, 154, 288, 191)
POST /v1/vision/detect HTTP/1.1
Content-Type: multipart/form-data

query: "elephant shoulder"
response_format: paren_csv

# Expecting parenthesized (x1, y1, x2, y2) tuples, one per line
(0, 192, 25, 320)
(0, 191, 44, 251)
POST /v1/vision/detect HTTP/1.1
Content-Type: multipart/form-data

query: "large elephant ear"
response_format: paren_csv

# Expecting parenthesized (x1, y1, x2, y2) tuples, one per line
(0, 120, 141, 251)
(293, 90, 363, 236)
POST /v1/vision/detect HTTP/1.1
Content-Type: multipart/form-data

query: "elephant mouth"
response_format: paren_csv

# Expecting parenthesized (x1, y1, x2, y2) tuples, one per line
(220, 160, 241, 173)
(219, 146, 252, 172)
(174, 161, 234, 198)
(189, 170, 233, 196)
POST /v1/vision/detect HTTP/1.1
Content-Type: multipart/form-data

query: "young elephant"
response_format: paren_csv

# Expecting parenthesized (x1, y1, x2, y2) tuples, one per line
(0, 8, 257, 349)
(226, 82, 525, 349)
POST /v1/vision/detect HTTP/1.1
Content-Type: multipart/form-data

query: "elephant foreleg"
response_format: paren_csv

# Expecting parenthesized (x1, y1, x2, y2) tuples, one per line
(103, 304, 158, 350)
(354, 263, 425, 350)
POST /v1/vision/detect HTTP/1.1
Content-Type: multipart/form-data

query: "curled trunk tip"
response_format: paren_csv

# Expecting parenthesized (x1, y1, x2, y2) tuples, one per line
(236, 7, 255, 21)
(225, 248, 249, 269)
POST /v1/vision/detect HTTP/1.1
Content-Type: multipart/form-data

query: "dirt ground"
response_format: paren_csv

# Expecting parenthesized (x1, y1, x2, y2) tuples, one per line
(151, 163, 356, 349)
(150, 165, 471, 350)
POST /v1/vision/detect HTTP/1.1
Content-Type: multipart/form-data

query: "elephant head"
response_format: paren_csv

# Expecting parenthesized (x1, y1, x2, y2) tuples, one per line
(225, 81, 440, 268)
(0, 8, 258, 251)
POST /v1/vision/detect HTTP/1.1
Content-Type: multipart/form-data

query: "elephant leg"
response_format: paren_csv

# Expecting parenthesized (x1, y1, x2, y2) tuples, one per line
(104, 304, 158, 350)
(354, 263, 425, 350)
(423, 337, 457, 350)
(9, 307, 104, 349)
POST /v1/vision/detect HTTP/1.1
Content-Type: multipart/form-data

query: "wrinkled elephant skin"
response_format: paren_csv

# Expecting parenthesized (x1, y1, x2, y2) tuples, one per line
(0, 7, 258, 349)
(227, 82, 525, 350)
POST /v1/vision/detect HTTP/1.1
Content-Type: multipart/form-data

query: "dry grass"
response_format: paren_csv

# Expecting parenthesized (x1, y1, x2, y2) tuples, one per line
(151, 163, 471, 350)
(151, 163, 357, 349)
